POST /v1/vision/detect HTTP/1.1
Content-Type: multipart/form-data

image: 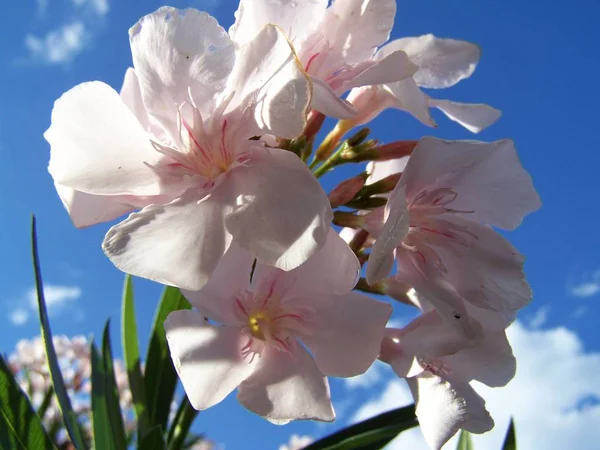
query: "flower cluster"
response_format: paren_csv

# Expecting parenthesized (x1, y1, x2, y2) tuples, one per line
(45, 1, 540, 448)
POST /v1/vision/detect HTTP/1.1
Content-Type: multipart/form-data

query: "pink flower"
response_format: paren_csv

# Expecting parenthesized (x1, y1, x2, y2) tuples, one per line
(347, 34, 501, 132)
(46, 8, 333, 290)
(366, 137, 540, 332)
(164, 230, 391, 423)
(229, 0, 418, 118)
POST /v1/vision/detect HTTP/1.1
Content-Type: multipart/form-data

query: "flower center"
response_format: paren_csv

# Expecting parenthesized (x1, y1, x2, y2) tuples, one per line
(247, 312, 272, 340)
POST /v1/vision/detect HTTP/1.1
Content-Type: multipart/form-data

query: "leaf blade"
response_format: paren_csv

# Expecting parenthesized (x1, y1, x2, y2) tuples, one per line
(90, 341, 115, 450)
(167, 395, 199, 450)
(456, 430, 474, 450)
(502, 418, 517, 450)
(139, 425, 167, 450)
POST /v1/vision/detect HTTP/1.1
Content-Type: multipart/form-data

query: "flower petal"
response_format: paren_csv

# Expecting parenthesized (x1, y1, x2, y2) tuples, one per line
(408, 373, 493, 450)
(46, 82, 166, 196)
(429, 98, 501, 133)
(306, 292, 391, 377)
(229, 0, 328, 46)
(164, 311, 257, 410)
(103, 187, 232, 290)
(119, 67, 150, 132)
(386, 78, 434, 126)
(366, 185, 409, 285)
(129, 7, 235, 134)
(237, 345, 335, 423)
(385, 35, 481, 89)
(225, 148, 332, 272)
(401, 137, 541, 229)
(345, 50, 418, 90)
(311, 77, 357, 119)
(224, 24, 311, 138)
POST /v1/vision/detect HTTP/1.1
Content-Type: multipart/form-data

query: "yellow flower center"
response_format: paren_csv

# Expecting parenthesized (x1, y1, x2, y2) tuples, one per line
(248, 312, 272, 340)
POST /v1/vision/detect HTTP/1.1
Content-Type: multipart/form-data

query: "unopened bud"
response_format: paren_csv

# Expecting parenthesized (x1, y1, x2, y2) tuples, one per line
(346, 127, 370, 147)
(303, 110, 326, 142)
(372, 140, 418, 161)
(328, 173, 367, 208)
(287, 135, 309, 159)
(345, 196, 387, 210)
(339, 139, 379, 161)
(333, 211, 366, 228)
(358, 173, 401, 197)
(314, 120, 353, 161)
(348, 229, 370, 253)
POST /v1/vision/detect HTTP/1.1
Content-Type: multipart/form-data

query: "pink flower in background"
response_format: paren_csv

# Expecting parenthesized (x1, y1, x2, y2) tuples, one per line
(229, 0, 418, 118)
(46, 8, 333, 290)
(347, 34, 501, 132)
(164, 230, 391, 423)
(367, 137, 540, 334)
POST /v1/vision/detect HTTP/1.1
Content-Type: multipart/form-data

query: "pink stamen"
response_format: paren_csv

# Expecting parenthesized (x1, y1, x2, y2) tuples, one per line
(181, 117, 212, 164)
(304, 52, 321, 73)
(235, 297, 249, 317)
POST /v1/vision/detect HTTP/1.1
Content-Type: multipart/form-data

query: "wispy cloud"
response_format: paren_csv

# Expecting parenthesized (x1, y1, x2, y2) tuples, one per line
(348, 321, 600, 449)
(569, 269, 600, 298)
(22, 0, 110, 66)
(7, 284, 82, 326)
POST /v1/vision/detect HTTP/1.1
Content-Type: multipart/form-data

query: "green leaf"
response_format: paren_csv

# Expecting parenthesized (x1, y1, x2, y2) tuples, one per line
(303, 404, 418, 450)
(101, 321, 128, 449)
(31, 216, 88, 450)
(139, 425, 167, 450)
(90, 341, 114, 450)
(121, 275, 150, 437)
(501, 418, 516, 450)
(167, 395, 198, 450)
(145, 286, 191, 431)
(0, 354, 57, 450)
(36, 386, 55, 421)
(456, 430, 474, 450)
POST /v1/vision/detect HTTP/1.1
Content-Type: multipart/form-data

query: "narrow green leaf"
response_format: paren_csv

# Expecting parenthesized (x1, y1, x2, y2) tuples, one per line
(303, 404, 418, 450)
(31, 216, 88, 450)
(36, 385, 55, 421)
(101, 321, 128, 450)
(121, 275, 150, 437)
(501, 419, 516, 450)
(145, 286, 191, 431)
(90, 341, 115, 450)
(456, 430, 474, 450)
(167, 395, 198, 450)
(0, 354, 57, 450)
(139, 425, 167, 450)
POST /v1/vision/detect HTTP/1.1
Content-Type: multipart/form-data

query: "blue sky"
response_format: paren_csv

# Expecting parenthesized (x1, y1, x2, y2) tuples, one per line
(1, 0, 599, 449)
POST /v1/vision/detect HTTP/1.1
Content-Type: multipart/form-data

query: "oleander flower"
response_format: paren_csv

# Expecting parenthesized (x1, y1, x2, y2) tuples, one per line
(46, 7, 333, 290)
(164, 230, 391, 423)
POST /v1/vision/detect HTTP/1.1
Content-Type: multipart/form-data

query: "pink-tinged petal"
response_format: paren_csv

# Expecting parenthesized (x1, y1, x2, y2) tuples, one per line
(129, 7, 235, 134)
(385, 35, 481, 89)
(311, 77, 357, 119)
(345, 50, 418, 90)
(225, 25, 311, 139)
(367, 157, 409, 184)
(366, 185, 409, 285)
(306, 292, 391, 377)
(54, 184, 135, 229)
(225, 148, 332, 272)
(323, 0, 396, 65)
(237, 345, 335, 423)
(408, 373, 493, 450)
(401, 137, 541, 229)
(292, 229, 360, 295)
(429, 98, 501, 133)
(346, 86, 398, 125)
(386, 78, 434, 126)
(103, 187, 233, 290)
(229, 0, 328, 46)
(182, 243, 254, 326)
(119, 67, 150, 131)
(164, 311, 257, 410)
(46, 82, 166, 196)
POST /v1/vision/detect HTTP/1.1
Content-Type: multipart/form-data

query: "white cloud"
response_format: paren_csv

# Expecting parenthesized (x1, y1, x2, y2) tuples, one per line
(7, 284, 82, 326)
(347, 321, 600, 450)
(25, 22, 87, 64)
(71, 0, 110, 16)
(528, 305, 550, 328)
(569, 269, 600, 298)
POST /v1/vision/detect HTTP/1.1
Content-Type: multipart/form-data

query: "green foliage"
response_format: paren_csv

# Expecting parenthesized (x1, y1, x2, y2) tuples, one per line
(167, 395, 199, 450)
(0, 354, 57, 450)
(456, 430, 474, 450)
(31, 216, 88, 449)
(304, 404, 418, 450)
(139, 425, 167, 450)
(502, 419, 517, 450)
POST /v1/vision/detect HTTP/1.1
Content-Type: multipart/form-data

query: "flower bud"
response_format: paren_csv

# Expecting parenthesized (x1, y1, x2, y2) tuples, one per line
(345, 196, 387, 210)
(333, 211, 366, 228)
(358, 173, 401, 197)
(346, 127, 371, 147)
(372, 140, 418, 161)
(303, 110, 326, 142)
(328, 173, 367, 207)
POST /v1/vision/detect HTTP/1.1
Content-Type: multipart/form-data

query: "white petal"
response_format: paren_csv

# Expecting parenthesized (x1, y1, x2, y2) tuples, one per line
(401, 137, 541, 229)
(386, 78, 434, 126)
(366, 185, 409, 285)
(408, 373, 493, 450)
(345, 50, 418, 90)
(225, 148, 332, 272)
(119, 67, 150, 131)
(384, 35, 481, 89)
(237, 346, 335, 422)
(225, 25, 311, 138)
(103, 187, 232, 290)
(430, 98, 501, 133)
(129, 7, 235, 134)
(46, 82, 166, 196)
(311, 77, 357, 119)
(306, 292, 391, 377)
(229, 0, 328, 46)
(164, 311, 257, 410)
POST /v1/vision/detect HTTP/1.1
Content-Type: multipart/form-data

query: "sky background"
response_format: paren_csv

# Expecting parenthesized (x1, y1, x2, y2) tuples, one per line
(1, 0, 599, 449)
